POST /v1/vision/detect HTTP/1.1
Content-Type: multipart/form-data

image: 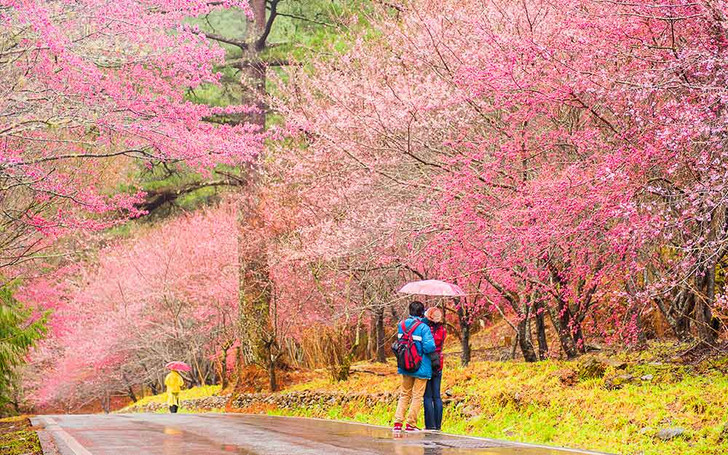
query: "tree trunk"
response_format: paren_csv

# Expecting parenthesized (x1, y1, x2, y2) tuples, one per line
(457, 303, 471, 366)
(676, 317, 692, 340)
(240, 0, 268, 129)
(235, 0, 272, 372)
(268, 357, 277, 392)
(237, 194, 273, 369)
(391, 306, 399, 323)
(695, 262, 720, 344)
(245, 62, 267, 129)
(695, 299, 719, 343)
(655, 280, 718, 342)
(534, 303, 549, 360)
(375, 307, 386, 363)
(235, 345, 246, 389)
(122, 373, 137, 402)
(196, 362, 206, 386)
(558, 302, 588, 355)
(127, 385, 137, 403)
(210, 365, 218, 386)
(101, 392, 110, 414)
(547, 305, 578, 359)
(251, 0, 266, 32)
(221, 358, 228, 390)
(574, 322, 586, 354)
(516, 316, 538, 362)
(220, 347, 229, 390)
(655, 287, 695, 341)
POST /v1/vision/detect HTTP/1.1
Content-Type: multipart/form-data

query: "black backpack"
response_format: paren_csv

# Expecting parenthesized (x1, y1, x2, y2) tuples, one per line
(391, 320, 423, 373)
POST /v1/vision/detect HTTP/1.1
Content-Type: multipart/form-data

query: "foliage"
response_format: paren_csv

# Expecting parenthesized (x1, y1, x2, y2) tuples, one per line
(0, 285, 45, 414)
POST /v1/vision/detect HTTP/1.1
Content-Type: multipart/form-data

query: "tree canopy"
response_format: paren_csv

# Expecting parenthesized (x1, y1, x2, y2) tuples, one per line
(5, 0, 728, 411)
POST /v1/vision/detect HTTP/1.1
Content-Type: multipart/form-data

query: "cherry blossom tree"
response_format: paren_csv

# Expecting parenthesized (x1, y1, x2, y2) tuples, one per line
(21, 203, 240, 409)
(277, 0, 728, 354)
(0, 0, 261, 268)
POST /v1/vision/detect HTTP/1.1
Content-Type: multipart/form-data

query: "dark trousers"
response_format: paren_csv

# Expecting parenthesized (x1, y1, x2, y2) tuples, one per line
(423, 370, 443, 430)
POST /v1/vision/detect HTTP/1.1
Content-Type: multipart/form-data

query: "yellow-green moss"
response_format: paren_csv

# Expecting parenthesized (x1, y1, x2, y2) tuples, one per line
(273, 359, 728, 455)
(121, 384, 221, 411)
(0, 416, 42, 455)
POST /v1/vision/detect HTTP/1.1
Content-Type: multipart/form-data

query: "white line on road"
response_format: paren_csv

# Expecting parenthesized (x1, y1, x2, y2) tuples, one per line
(38, 416, 94, 455)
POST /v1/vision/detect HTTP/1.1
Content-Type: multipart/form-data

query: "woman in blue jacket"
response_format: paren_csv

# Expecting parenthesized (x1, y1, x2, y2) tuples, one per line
(392, 301, 436, 432)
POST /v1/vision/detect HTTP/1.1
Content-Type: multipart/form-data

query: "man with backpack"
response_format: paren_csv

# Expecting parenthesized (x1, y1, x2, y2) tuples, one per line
(391, 301, 436, 432)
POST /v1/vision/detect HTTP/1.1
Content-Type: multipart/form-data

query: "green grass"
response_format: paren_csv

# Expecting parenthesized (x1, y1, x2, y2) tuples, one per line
(0, 416, 42, 455)
(267, 359, 728, 455)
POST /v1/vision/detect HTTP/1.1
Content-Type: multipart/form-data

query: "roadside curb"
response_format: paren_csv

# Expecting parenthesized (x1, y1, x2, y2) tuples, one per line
(31, 416, 86, 455)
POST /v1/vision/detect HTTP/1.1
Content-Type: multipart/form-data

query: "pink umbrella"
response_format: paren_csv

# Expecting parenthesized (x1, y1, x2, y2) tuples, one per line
(398, 280, 466, 297)
(165, 361, 191, 372)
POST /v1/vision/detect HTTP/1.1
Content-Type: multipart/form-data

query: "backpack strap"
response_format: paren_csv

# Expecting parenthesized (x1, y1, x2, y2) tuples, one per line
(406, 320, 422, 337)
(399, 320, 422, 339)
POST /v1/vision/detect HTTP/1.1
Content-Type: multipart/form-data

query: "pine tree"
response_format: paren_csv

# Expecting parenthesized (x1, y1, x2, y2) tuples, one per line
(0, 283, 46, 414)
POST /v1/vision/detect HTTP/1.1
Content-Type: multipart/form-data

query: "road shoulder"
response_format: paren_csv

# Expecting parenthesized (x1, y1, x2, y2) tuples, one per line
(0, 415, 43, 455)
(30, 416, 67, 455)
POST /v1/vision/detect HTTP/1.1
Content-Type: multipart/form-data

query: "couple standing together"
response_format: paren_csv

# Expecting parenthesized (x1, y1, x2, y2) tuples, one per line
(392, 301, 446, 432)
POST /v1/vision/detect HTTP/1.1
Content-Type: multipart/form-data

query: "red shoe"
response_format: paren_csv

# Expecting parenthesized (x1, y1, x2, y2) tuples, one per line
(393, 422, 403, 432)
(405, 424, 421, 432)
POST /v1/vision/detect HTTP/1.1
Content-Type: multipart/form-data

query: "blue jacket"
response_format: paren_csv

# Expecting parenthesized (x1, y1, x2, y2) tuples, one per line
(396, 316, 436, 379)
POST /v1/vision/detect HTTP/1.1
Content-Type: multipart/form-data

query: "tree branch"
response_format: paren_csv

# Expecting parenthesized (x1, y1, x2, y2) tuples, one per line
(197, 31, 249, 50)
(275, 12, 332, 27)
(136, 177, 245, 214)
(227, 58, 293, 68)
(255, 0, 281, 51)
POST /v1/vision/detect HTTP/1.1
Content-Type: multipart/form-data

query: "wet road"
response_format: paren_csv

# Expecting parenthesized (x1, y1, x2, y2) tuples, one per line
(32, 414, 611, 455)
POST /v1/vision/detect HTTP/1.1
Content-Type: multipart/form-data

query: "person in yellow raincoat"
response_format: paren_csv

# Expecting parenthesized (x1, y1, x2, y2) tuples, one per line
(164, 369, 185, 413)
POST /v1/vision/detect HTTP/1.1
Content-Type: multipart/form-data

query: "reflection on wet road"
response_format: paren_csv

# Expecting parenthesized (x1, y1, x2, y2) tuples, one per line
(32, 414, 612, 455)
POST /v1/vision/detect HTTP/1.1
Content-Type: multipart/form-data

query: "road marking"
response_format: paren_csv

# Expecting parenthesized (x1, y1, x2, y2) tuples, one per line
(39, 417, 94, 455)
